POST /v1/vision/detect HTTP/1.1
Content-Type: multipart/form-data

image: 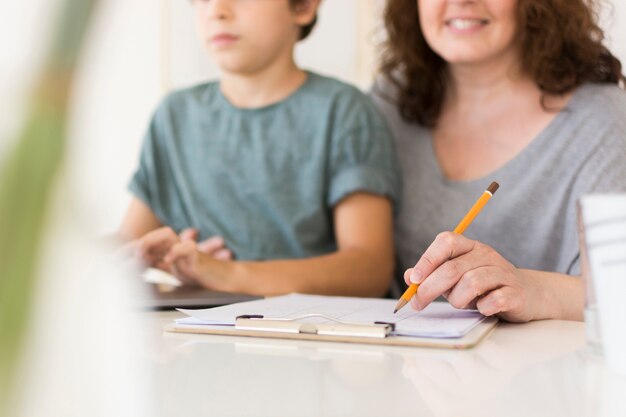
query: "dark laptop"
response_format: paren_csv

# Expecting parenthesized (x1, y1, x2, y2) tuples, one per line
(141, 268, 259, 309)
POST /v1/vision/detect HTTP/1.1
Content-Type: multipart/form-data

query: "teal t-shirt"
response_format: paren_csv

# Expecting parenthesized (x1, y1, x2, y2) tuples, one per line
(129, 72, 400, 261)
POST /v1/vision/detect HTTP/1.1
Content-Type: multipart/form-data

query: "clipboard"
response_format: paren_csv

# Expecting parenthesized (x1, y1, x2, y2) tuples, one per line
(164, 294, 499, 349)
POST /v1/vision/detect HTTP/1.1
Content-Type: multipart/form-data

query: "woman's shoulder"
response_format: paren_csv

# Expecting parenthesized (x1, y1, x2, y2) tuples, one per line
(569, 83, 626, 127)
(368, 75, 400, 110)
(368, 75, 428, 139)
(561, 83, 626, 160)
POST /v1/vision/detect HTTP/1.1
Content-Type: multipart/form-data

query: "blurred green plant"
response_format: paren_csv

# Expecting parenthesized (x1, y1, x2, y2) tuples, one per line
(0, 0, 98, 410)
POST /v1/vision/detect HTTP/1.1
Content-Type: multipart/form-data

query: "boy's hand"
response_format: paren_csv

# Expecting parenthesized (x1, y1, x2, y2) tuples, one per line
(134, 227, 180, 272)
(195, 235, 234, 261)
(163, 240, 228, 289)
(179, 228, 233, 260)
(133, 227, 233, 274)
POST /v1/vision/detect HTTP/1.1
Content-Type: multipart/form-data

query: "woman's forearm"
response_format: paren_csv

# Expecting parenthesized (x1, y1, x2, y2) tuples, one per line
(520, 269, 584, 321)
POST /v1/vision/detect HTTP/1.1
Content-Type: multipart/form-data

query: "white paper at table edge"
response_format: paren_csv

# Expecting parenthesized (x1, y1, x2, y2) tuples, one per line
(174, 294, 486, 338)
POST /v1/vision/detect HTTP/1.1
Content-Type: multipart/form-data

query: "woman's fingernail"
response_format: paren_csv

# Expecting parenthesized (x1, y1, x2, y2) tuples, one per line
(410, 270, 422, 284)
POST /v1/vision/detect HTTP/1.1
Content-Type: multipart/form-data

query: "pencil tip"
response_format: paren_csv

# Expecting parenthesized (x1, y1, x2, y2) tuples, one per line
(393, 309, 398, 314)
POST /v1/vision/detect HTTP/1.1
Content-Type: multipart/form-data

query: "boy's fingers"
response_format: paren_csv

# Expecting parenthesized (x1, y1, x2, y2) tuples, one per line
(179, 228, 198, 241)
(164, 240, 196, 264)
(117, 240, 139, 259)
(154, 261, 173, 274)
(136, 227, 178, 257)
(197, 236, 225, 254)
(214, 249, 233, 260)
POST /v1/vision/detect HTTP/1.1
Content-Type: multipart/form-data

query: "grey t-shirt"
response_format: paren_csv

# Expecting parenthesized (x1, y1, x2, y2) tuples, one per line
(371, 82, 626, 284)
(130, 72, 400, 261)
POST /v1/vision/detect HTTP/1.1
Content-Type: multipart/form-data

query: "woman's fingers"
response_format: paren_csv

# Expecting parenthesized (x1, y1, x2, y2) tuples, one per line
(445, 266, 505, 310)
(409, 232, 476, 284)
(412, 249, 488, 309)
(403, 268, 413, 286)
(404, 233, 530, 320)
(476, 286, 525, 319)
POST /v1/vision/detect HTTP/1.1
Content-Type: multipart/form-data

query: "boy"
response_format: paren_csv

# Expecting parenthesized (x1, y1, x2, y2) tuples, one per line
(119, 0, 400, 297)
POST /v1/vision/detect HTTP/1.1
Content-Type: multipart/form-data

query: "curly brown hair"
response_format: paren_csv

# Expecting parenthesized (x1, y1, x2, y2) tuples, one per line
(378, 0, 626, 127)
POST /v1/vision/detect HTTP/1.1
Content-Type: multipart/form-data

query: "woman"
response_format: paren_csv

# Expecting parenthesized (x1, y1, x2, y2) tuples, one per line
(371, 0, 626, 321)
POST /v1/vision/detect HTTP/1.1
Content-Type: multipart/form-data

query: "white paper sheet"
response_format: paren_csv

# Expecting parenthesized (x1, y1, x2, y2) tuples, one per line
(176, 294, 486, 339)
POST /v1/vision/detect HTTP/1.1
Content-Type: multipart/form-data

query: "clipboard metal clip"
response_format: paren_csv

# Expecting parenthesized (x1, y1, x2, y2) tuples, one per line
(235, 314, 393, 339)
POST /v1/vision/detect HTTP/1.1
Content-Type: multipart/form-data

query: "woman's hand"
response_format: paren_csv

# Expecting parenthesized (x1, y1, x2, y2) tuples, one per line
(404, 231, 549, 322)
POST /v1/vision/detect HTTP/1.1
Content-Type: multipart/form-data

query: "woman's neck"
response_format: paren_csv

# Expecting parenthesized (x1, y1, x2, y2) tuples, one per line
(220, 58, 307, 109)
(433, 57, 573, 181)
(445, 58, 539, 114)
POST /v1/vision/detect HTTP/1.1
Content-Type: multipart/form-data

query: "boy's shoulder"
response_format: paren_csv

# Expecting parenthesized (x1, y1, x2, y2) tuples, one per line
(304, 72, 368, 100)
(301, 72, 383, 119)
(153, 73, 381, 122)
(159, 80, 220, 110)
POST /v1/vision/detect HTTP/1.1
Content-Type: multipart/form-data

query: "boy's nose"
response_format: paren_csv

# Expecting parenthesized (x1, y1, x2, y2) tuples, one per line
(206, 0, 233, 20)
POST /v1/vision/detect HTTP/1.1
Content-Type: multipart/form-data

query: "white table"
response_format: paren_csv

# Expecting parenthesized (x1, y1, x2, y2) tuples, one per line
(141, 311, 626, 417)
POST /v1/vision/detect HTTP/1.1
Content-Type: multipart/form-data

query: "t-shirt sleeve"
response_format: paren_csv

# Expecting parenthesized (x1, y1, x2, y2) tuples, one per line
(127, 99, 172, 223)
(327, 94, 401, 209)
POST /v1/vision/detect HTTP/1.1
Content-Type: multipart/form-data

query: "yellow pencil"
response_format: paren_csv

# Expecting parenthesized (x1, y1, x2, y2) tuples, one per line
(393, 181, 500, 314)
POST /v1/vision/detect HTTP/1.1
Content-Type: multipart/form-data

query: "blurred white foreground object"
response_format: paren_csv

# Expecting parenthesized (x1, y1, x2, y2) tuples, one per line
(579, 194, 626, 377)
(11, 178, 154, 417)
(143, 267, 182, 287)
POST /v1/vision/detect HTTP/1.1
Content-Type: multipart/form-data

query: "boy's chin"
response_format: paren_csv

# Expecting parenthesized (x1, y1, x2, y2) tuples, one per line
(209, 52, 281, 76)
(210, 58, 252, 75)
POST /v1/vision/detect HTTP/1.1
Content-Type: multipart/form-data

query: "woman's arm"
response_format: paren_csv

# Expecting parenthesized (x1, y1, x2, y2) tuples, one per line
(403, 232, 584, 322)
(163, 192, 395, 297)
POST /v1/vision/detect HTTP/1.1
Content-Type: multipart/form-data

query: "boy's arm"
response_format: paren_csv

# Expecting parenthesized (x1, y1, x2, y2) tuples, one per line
(117, 198, 233, 269)
(165, 192, 395, 297)
(117, 197, 163, 241)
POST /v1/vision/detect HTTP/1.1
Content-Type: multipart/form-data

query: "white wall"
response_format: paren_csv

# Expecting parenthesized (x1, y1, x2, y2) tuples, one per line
(602, 1, 626, 66)
(2, 1, 624, 236)
(163, 0, 380, 91)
